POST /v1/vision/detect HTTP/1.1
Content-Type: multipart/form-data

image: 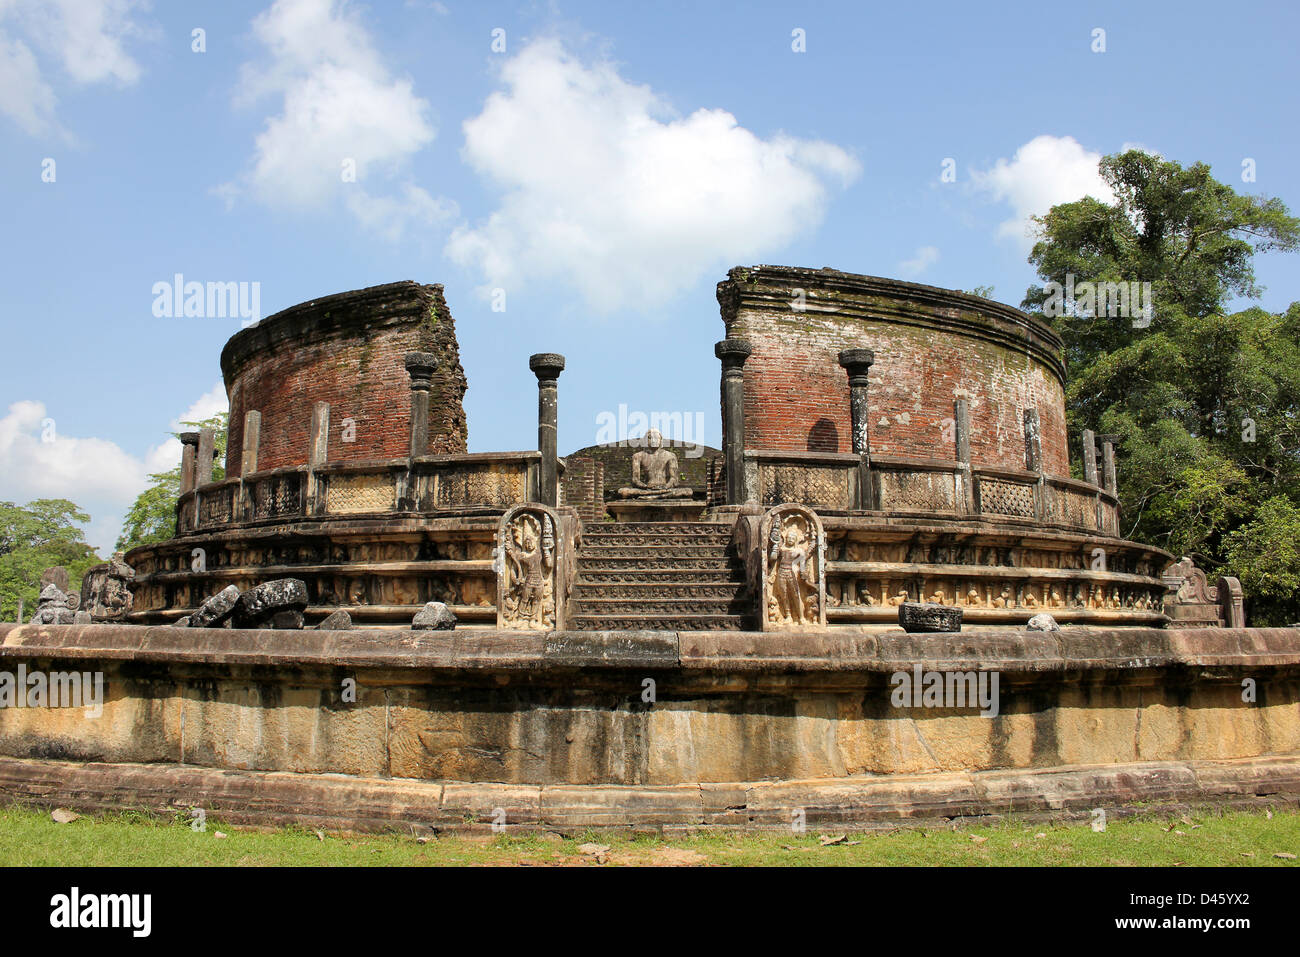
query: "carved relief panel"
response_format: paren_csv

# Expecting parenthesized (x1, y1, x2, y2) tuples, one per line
(496, 504, 561, 630)
(759, 503, 827, 630)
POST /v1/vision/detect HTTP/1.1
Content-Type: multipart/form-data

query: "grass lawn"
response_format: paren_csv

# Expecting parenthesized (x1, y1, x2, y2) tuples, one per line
(2, 804, 1298, 866)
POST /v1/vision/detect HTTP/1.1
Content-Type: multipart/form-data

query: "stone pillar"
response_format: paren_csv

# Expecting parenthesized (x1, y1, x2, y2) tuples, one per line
(954, 399, 971, 465)
(197, 427, 216, 487)
(1098, 434, 1119, 494)
(954, 398, 972, 514)
(1023, 409, 1042, 473)
(309, 402, 330, 467)
(179, 432, 200, 494)
(1081, 429, 1098, 485)
(838, 348, 875, 510)
(404, 352, 437, 459)
(715, 339, 752, 506)
(529, 353, 565, 507)
(241, 410, 262, 476)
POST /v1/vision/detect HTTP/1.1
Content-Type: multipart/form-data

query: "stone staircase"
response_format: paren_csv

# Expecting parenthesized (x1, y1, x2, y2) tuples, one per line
(569, 522, 750, 631)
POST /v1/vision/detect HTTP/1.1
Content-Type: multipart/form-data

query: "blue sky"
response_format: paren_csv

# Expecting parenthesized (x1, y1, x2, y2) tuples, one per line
(1, 0, 1297, 553)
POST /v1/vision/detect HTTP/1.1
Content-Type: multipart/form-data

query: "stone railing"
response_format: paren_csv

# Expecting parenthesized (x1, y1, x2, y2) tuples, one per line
(177, 452, 541, 534)
(745, 450, 1120, 535)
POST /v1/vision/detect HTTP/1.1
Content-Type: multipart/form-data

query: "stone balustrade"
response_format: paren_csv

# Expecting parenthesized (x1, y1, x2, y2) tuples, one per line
(743, 449, 1119, 533)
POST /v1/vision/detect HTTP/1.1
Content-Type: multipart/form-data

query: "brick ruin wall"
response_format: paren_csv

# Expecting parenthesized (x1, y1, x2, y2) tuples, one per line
(222, 282, 467, 477)
(560, 456, 605, 523)
(719, 267, 1071, 478)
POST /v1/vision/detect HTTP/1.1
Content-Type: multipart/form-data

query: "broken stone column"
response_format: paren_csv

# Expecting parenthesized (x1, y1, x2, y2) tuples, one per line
(715, 338, 752, 506)
(404, 352, 437, 459)
(1082, 429, 1099, 485)
(1098, 434, 1119, 494)
(241, 410, 262, 475)
(309, 401, 330, 467)
(954, 398, 972, 465)
(197, 427, 216, 487)
(838, 348, 875, 510)
(529, 353, 565, 507)
(1023, 409, 1042, 472)
(179, 432, 199, 495)
(954, 397, 973, 514)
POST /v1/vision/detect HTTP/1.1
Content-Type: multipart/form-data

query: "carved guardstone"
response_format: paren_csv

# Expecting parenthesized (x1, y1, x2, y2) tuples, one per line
(1162, 557, 1246, 627)
(759, 503, 827, 630)
(497, 504, 570, 630)
(79, 553, 135, 622)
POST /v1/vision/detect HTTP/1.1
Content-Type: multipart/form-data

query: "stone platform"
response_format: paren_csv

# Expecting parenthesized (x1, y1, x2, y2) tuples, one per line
(1, 622, 1297, 832)
(605, 499, 708, 523)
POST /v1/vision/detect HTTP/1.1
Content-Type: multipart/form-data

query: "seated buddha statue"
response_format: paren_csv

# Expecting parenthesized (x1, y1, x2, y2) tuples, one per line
(615, 429, 695, 499)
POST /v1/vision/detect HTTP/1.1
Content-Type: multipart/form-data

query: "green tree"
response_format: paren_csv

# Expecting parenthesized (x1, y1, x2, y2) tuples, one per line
(1021, 150, 1300, 625)
(0, 499, 101, 622)
(117, 412, 228, 553)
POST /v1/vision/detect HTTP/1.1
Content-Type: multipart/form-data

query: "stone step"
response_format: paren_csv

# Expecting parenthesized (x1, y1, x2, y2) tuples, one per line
(576, 568, 744, 584)
(568, 613, 747, 632)
(583, 522, 732, 537)
(569, 597, 747, 617)
(572, 582, 743, 601)
(576, 557, 737, 572)
(578, 544, 731, 559)
(581, 537, 734, 551)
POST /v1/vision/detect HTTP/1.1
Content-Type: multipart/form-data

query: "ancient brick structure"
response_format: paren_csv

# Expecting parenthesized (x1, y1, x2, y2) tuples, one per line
(123, 269, 1186, 629)
(222, 281, 467, 477)
(717, 265, 1069, 475)
(10, 266, 1291, 837)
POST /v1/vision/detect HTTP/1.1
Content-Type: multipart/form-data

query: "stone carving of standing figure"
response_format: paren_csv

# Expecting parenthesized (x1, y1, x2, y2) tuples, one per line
(767, 515, 817, 625)
(504, 512, 554, 628)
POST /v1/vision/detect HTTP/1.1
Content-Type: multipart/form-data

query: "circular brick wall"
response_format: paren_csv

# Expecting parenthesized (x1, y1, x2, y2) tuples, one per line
(221, 281, 467, 477)
(717, 266, 1070, 478)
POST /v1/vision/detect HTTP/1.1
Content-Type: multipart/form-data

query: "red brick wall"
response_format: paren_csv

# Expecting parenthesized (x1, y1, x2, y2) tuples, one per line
(222, 282, 467, 476)
(719, 268, 1071, 478)
(560, 456, 605, 523)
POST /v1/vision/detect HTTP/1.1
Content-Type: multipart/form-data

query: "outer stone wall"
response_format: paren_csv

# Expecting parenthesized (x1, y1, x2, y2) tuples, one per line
(222, 281, 468, 477)
(717, 266, 1070, 477)
(2, 623, 1297, 786)
(2, 624, 1297, 831)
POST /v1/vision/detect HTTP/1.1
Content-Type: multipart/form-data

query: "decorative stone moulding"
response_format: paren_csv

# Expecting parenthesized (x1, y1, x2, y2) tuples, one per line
(496, 503, 577, 631)
(759, 503, 827, 630)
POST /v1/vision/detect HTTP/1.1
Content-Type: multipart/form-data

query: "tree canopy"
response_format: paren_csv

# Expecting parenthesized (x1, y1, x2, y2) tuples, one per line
(1021, 150, 1300, 625)
(116, 411, 228, 553)
(0, 499, 101, 622)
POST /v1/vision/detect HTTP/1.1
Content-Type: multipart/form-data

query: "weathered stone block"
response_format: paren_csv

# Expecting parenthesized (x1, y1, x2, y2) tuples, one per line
(898, 601, 963, 633)
(232, 579, 308, 628)
(412, 601, 457, 630)
(316, 609, 353, 630)
(190, 585, 241, 628)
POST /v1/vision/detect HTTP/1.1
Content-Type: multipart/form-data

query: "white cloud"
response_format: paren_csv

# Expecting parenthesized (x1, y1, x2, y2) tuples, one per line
(174, 381, 229, 429)
(971, 135, 1115, 245)
(898, 245, 939, 277)
(0, 399, 150, 503)
(446, 39, 860, 313)
(227, 0, 442, 239)
(0, 0, 148, 137)
(345, 184, 457, 244)
(0, 384, 229, 554)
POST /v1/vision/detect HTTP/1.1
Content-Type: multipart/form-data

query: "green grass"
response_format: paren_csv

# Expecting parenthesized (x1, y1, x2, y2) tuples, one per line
(2, 804, 1297, 866)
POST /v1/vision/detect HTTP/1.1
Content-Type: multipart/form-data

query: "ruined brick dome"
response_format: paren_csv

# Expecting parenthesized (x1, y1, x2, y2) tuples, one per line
(220, 281, 468, 477)
(717, 265, 1069, 476)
